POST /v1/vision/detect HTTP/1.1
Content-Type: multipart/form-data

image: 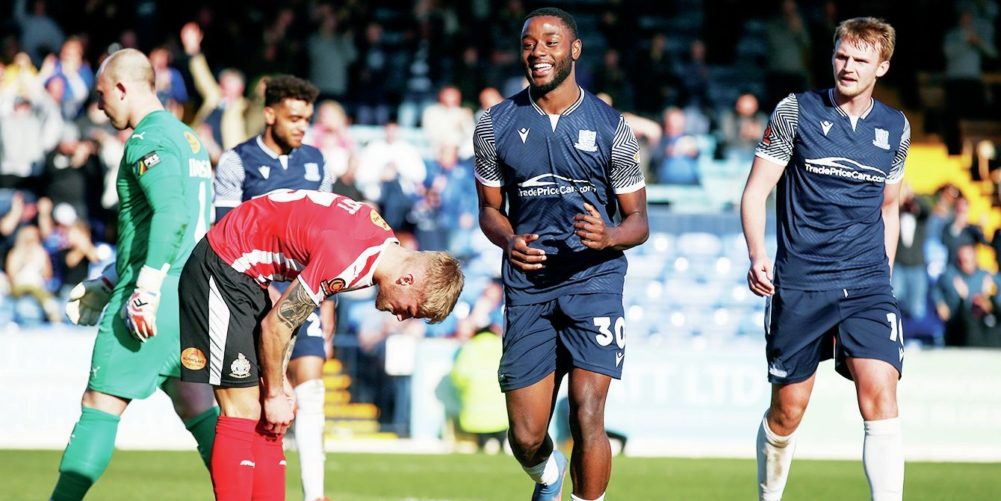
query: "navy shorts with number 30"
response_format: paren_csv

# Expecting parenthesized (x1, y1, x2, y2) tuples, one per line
(764, 284, 904, 384)
(499, 293, 625, 392)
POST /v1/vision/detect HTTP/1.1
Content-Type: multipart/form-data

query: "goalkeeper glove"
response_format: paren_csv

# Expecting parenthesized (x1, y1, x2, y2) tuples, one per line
(65, 265, 117, 325)
(122, 265, 167, 342)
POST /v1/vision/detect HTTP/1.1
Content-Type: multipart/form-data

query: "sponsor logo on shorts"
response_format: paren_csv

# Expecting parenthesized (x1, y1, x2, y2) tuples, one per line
(615, 351, 624, 367)
(181, 347, 207, 370)
(230, 353, 252, 379)
(768, 364, 788, 378)
(370, 210, 391, 231)
(321, 278, 346, 296)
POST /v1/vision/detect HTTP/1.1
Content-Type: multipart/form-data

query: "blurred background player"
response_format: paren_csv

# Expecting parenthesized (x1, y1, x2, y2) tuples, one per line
(212, 74, 335, 501)
(474, 8, 648, 501)
(741, 18, 908, 501)
(52, 48, 217, 501)
(178, 188, 464, 501)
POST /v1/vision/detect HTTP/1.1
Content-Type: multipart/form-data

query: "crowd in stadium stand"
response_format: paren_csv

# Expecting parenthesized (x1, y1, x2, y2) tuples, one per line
(1, 0, 1000, 431)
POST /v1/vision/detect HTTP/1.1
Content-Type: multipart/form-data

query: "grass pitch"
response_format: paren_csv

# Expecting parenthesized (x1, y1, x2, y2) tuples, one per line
(4, 450, 998, 500)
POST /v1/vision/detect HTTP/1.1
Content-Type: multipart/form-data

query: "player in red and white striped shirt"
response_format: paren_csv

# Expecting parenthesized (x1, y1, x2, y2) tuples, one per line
(179, 189, 464, 500)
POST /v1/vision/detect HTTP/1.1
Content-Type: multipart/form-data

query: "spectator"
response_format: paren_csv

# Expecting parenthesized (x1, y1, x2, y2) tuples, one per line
(181, 22, 252, 154)
(592, 48, 634, 113)
(149, 46, 188, 119)
(942, 7, 998, 153)
(764, 0, 811, 110)
(42, 123, 98, 220)
(12, 0, 64, 66)
(39, 37, 93, 120)
(933, 242, 1001, 347)
(450, 325, 507, 454)
(307, 5, 357, 103)
(652, 107, 700, 185)
(306, 99, 357, 183)
(354, 22, 393, 126)
(635, 33, 680, 115)
(719, 92, 768, 165)
(893, 184, 932, 320)
(677, 38, 711, 108)
(5, 224, 60, 323)
(356, 122, 426, 202)
(421, 85, 474, 159)
(0, 58, 63, 191)
(474, 86, 503, 123)
(940, 195, 987, 266)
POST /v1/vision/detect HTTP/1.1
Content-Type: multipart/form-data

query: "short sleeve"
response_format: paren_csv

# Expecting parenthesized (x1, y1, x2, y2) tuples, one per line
(754, 94, 799, 166)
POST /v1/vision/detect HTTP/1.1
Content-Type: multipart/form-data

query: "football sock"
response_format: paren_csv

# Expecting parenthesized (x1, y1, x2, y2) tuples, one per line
(251, 425, 287, 501)
(757, 412, 797, 501)
(51, 407, 120, 501)
(184, 405, 220, 468)
(863, 417, 904, 501)
(211, 416, 257, 501)
(293, 379, 326, 501)
(571, 494, 605, 501)
(522, 447, 560, 486)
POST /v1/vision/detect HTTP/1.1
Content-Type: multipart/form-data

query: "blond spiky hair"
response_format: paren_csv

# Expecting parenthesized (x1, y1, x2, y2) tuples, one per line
(835, 17, 896, 62)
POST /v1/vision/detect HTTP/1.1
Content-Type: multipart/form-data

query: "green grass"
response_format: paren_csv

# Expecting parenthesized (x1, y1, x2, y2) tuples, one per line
(4, 450, 999, 500)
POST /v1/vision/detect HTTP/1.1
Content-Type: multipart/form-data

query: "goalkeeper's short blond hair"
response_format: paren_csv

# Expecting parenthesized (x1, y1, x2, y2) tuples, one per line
(417, 251, 464, 324)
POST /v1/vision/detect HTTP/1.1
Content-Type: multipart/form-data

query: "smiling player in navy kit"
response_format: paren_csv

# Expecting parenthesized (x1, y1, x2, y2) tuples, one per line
(741, 17, 909, 501)
(474, 7, 647, 501)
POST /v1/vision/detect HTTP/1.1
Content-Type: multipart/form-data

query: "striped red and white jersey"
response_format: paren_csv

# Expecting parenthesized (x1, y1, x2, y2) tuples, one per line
(207, 189, 398, 304)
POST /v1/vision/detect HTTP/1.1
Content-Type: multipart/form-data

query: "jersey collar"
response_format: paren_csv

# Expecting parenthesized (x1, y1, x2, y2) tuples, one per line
(255, 135, 295, 160)
(528, 86, 585, 116)
(828, 88, 873, 120)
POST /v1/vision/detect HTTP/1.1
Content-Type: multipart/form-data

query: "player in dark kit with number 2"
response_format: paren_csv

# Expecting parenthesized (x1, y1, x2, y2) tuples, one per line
(474, 8, 647, 501)
(741, 17, 909, 501)
(178, 189, 463, 501)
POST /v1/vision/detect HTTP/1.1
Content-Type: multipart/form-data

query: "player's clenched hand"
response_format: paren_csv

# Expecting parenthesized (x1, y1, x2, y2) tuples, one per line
(123, 288, 160, 342)
(65, 276, 114, 325)
(747, 257, 775, 297)
(574, 202, 613, 250)
(506, 233, 546, 271)
(262, 387, 296, 436)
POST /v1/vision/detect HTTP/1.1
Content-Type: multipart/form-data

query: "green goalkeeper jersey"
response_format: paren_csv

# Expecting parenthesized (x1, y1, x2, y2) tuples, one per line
(115, 110, 213, 285)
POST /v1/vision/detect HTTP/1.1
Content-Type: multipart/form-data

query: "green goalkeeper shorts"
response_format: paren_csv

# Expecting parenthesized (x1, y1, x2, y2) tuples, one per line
(87, 274, 182, 400)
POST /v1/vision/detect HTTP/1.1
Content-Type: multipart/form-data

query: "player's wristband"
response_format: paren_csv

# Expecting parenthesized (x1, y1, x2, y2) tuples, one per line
(136, 264, 169, 292)
(99, 263, 119, 290)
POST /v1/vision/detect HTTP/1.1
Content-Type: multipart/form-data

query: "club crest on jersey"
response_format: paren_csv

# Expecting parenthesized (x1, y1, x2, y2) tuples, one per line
(574, 130, 597, 152)
(136, 152, 160, 175)
(370, 210, 391, 231)
(258, 165, 271, 179)
(321, 278, 346, 296)
(873, 128, 890, 150)
(181, 347, 207, 370)
(184, 131, 201, 153)
(230, 353, 251, 378)
(304, 162, 321, 181)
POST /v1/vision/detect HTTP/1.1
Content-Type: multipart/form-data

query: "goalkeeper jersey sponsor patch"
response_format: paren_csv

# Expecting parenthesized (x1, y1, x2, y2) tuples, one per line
(136, 151, 161, 175)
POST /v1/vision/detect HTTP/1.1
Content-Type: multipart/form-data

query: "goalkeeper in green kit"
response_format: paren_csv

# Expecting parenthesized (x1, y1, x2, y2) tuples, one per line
(50, 49, 218, 501)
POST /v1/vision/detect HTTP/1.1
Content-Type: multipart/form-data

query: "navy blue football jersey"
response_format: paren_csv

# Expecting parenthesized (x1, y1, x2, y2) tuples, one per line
(474, 87, 645, 305)
(756, 89, 910, 290)
(214, 136, 331, 220)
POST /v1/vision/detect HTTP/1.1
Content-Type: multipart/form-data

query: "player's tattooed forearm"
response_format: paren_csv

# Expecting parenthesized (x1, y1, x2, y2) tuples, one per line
(276, 283, 314, 330)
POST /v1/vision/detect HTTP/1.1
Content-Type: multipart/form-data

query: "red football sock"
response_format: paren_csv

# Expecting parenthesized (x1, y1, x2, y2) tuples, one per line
(251, 423, 287, 501)
(211, 416, 257, 501)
